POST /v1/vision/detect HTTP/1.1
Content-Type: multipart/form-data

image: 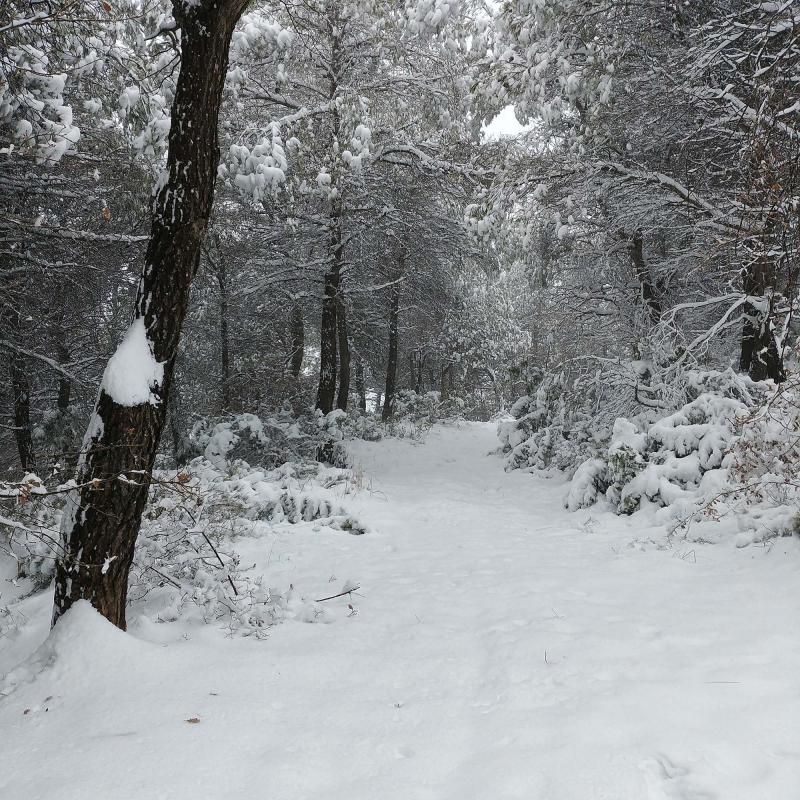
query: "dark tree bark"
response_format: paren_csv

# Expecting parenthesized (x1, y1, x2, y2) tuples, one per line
(336, 293, 350, 411)
(167, 368, 190, 466)
(382, 275, 401, 422)
(316, 262, 339, 413)
(52, 339, 77, 476)
(354, 353, 366, 412)
(52, 0, 249, 630)
(414, 351, 426, 393)
(9, 346, 34, 472)
(628, 228, 661, 323)
(5, 308, 35, 472)
(739, 258, 785, 382)
(289, 302, 304, 379)
(56, 342, 71, 412)
(216, 253, 231, 411)
(440, 363, 452, 400)
(738, 124, 786, 383)
(315, 13, 344, 415)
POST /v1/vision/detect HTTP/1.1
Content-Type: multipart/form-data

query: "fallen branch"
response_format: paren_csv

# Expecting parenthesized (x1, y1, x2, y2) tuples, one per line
(315, 584, 361, 603)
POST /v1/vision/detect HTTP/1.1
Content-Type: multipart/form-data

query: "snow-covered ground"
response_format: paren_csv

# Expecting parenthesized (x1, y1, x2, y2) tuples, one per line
(1, 423, 799, 799)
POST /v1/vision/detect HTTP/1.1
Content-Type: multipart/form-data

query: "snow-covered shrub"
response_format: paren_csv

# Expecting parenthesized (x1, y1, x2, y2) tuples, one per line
(498, 373, 609, 473)
(564, 458, 609, 512)
(505, 360, 800, 541)
(313, 409, 352, 466)
(189, 412, 310, 470)
(715, 374, 800, 540)
(0, 474, 62, 588)
(0, 434, 369, 634)
(597, 392, 749, 515)
(382, 390, 466, 439)
(130, 453, 369, 633)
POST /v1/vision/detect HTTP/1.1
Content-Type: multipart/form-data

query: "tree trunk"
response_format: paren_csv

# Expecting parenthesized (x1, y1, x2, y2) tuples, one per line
(382, 277, 400, 422)
(289, 302, 304, 379)
(440, 363, 452, 401)
(336, 293, 350, 411)
(9, 344, 34, 472)
(315, 13, 344, 415)
(53, 340, 76, 476)
(354, 354, 366, 412)
(52, 0, 248, 630)
(216, 254, 231, 411)
(167, 369, 190, 466)
(56, 342, 71, 412)
(628, 228, 661, 323)
(415, 351, 425, 393)
(739, 257, 785, 382)
(316, 264, 339, 413)
(5, 307, 35, 472)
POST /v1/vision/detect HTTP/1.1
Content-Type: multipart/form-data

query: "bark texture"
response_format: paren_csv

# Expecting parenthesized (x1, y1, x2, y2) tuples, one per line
(216, 253, 231, 411)
(336, 294, 350, 411)
(5, 308, 35, 472)
(56, 342, 71, 412)
(289, 303, 304, 379)
(382, 275, 401, 422)
(52, 0, 248, 630)
(628, 228, 662, 323)
(354, 354, 366, 412)
(739, 260, 785, 382)
(316, 262, 340, 413)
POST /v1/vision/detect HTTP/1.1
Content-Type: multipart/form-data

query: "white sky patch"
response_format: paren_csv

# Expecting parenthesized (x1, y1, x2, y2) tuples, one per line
(100, 318, 164, 406)
(481, 105, 534, 141)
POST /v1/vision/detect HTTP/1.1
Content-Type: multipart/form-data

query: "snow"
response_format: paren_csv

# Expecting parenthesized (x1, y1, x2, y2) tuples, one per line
(99, 317, 164, 406)
(1, 424, 799, 798)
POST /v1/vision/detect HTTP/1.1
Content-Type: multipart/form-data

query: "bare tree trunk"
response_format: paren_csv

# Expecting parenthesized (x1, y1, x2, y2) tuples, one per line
(739, 259, 784, 382)
(315, 11, 344, 415)
(289, 302, 304, 379)
(336, 293, 350, 411)
(216, 254, 231, 411)
(52, 0, 248, 630)
(9, 350, 34, 472)
(738, 127, 786, 383)
(628, 228, 661, 323)
(354, 354, 366, 412)
(167, 369, 189, 466)
(52, 339, 77, 476)
(56, 342, 71, 412)
(414, 351, 425, 393)
(6, 308, 35, 472)
(440, 363, 451, 401)
(382, 273, 401, 422)
(316, 262, 339, 413)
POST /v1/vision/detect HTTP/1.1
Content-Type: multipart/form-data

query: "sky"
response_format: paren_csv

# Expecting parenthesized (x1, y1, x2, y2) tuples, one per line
(481, 105, 532, 140)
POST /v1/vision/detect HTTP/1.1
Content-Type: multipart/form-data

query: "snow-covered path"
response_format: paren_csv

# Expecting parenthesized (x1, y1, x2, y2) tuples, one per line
(2, 423, 799, 799)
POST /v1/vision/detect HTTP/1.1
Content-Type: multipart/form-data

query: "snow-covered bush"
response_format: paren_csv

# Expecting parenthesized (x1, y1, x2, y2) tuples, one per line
(498, 372, 609, 473)
(188, 412, 310, 470)
(1, 432, 369, 634)
(384, 390, 466, 438)
(0, 474, 62, 588)
(564, 392, 750, 515)
(503, 361, 800, 542)
(130, 454, 368, 634)
(717, 374, 800, 540)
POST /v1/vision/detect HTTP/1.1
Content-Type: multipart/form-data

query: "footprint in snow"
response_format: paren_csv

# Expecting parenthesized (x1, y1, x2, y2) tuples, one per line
(640, 755, 716, 800)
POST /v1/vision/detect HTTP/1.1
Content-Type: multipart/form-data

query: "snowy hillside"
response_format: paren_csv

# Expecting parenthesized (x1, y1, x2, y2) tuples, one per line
(2, 424, 798, 799)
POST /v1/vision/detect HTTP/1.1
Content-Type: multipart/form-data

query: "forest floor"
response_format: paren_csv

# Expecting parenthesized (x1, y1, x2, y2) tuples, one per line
(1, 422, 799, 799)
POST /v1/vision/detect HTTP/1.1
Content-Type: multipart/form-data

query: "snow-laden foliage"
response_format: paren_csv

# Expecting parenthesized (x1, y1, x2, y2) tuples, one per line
(500, 363, 800, 542)
(1, 418, 369, 636)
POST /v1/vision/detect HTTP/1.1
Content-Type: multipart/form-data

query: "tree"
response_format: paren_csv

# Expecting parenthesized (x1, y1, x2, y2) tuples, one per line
(52, 0, 251, 630)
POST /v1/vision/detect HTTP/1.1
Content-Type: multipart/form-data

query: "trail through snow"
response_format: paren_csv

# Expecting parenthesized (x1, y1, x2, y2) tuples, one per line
(1, 423, 799, 799)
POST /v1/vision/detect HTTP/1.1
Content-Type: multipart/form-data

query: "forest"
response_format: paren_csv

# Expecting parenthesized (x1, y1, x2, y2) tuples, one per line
(1, 1, 799, 797)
